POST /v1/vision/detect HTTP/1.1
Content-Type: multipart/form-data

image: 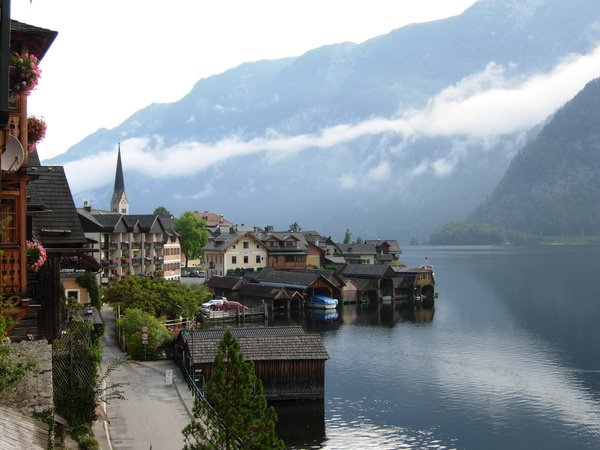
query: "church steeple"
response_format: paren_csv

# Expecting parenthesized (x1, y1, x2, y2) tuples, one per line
(110, 143, 129, 214)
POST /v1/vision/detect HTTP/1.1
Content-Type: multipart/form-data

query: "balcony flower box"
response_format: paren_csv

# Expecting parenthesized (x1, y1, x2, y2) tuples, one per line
(27, 115, 47, 153)
(9, 52, 41, 97)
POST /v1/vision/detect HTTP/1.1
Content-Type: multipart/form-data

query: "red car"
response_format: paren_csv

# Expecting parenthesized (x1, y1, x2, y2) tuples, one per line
(212, 300, 249, 312)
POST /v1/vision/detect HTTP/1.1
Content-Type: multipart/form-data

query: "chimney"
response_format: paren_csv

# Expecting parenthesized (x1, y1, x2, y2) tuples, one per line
(265, 225, 274, 233)
(219, 214, 224, 223)
(83, 200, 92, 212)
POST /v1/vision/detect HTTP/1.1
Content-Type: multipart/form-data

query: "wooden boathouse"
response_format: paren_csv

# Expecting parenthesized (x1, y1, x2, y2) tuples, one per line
(174, 326, 329, 400)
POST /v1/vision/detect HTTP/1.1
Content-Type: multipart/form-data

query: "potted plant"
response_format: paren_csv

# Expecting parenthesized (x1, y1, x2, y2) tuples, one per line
(27, 115, 47, 152)
(9, 51, 41, 97)
(26, 240, 47, 271)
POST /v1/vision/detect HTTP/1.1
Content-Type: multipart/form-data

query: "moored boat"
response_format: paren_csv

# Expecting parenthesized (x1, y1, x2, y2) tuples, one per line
(306, 295, 338, 309)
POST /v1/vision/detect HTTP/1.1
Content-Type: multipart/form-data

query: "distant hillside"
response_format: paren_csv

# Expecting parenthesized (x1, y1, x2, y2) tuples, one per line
(471, 78, 600, 236)
(46, 0, 600, 241)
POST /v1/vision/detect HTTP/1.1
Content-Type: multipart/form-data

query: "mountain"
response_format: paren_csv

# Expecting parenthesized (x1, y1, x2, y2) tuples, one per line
(471, 77, 600, 236)
(47, 0, 600, 241)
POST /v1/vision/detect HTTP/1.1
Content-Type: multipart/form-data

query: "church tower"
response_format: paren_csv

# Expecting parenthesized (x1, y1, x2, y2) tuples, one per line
(110, 144, 129, 214)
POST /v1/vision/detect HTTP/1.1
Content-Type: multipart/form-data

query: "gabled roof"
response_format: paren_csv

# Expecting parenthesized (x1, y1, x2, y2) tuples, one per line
(27, 166, 87, 247)
(256, 231, 309, 253)
(179, 327, 329, 363)
(0, 406, 49, 450)
(11, 19, 57, 60)
(125, 214, 162, 233)
(206, 276, 245, 290)
(365, 239, 402, 253)
(254, 268, 335, 290)
(342, 277, 378, 292)
(204, 231, 266, 252)
(239, 283, 292, 300)
(337, 243, 377, 255)
(157, 216, 178, 236)
(340, 264, 396, 279)
(194, 211, 233, 227)
(77, 209, 124, 232)
(291, 268, 346, 287)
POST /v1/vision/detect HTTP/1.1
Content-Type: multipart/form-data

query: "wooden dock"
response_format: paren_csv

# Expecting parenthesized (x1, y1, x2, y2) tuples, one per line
(202, 306, 265, 322)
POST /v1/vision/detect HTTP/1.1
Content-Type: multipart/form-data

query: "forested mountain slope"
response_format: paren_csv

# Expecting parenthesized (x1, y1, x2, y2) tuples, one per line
(472, 78, 600, 236)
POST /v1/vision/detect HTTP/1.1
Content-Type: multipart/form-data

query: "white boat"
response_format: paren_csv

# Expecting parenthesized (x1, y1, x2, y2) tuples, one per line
(306, 295, 338, 309)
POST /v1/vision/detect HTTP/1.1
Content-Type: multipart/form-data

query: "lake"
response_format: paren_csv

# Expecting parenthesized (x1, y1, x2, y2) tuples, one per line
(271, 245, 600, 449)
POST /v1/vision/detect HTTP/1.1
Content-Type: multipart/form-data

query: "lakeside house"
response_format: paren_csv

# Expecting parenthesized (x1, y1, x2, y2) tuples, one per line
(175, 326, 329, 400)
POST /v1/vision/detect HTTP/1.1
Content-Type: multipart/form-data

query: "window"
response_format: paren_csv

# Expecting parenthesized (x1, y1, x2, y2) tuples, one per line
(232, 256, 237, 264)
(243, 241, 249, 249)
(256, 255, 261, 263)
(0, 198, 17, 244)
(65, 289, 80, 303)
(243, 256, 248, 264)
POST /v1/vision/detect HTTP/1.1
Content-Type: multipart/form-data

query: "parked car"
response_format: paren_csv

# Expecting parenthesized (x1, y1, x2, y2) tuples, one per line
(189, 269, 205, 278)
(212, 300, 249, 312)
(181, 270, 190, 277)
(201, 299, 225, 310)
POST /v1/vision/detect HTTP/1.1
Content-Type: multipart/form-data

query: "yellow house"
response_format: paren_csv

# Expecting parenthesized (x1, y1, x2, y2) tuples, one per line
(204, 229, 268, 278)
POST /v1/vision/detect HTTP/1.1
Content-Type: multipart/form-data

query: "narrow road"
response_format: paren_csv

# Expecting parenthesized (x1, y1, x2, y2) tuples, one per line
(94, 306, 196, 450)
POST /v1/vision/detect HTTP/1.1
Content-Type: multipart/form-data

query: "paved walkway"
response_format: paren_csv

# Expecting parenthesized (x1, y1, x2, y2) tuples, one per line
(93, 306, 197, 450)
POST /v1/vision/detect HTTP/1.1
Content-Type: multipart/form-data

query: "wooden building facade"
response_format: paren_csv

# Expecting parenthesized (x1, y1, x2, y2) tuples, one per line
(175, 326, 329, 400)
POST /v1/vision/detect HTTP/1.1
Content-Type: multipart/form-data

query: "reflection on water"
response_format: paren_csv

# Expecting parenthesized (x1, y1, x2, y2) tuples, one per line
(268, 302, 435, 447)
(272, 399, 325, 449)
(268, 246, 600, 449)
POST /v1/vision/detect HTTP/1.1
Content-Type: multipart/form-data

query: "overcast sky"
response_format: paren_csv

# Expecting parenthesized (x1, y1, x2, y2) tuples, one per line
(12, 0, 477, 160)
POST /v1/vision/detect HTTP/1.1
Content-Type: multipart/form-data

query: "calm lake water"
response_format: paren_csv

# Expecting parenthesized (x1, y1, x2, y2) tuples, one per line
(271, 245, 600, 449)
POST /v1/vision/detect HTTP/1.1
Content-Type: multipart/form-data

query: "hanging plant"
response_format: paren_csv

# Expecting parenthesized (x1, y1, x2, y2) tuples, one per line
(27, 115, 47, 152)
(26, 241, 47, 271)
(9, 51, 42, 97)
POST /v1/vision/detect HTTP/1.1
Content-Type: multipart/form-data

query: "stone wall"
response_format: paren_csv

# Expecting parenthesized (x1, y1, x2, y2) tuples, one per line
(0, 339, 53, 416)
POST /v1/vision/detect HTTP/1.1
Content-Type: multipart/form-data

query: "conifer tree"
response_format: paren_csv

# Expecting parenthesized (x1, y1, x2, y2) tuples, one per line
(182, 330, 284, 449)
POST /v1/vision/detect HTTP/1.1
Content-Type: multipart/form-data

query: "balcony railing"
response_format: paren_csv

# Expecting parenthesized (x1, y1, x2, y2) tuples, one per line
(154, 256, 164, 264)
(132, 258, 142, 266)
(131, 242, 141, 249)
(102, 241, 118, 250)
(154, 242, 164, 249)
(144, 242, 152, 249)
(121, 242, 130, 249)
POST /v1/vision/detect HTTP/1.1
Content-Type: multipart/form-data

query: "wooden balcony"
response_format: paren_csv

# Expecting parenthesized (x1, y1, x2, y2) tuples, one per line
(1, 248, 24, 295)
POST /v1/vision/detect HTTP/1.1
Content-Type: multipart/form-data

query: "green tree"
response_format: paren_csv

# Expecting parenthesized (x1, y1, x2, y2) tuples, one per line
(103, 276, 211, 320)
(288, 222, 302, 232)
(343, 228, 351, 244)
(154, 206, 174, 218)
(117, 308, 172, 359)
(175, 211, 209, 267)
(182, 330, 284, 450)
(355, 236, 363, 244)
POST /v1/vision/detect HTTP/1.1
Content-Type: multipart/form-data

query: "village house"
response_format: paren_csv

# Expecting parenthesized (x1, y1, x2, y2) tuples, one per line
(203, 227, 268, 278)
(77, 148, 182, 284)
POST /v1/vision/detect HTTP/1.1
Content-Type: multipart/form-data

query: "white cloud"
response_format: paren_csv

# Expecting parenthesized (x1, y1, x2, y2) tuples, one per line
(411, 160, 429, 176)
(432, 158, 456, 177)
(64, 43, 600, 194)
(368, 162, 391, 181)
(339, 175, 357, 189)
